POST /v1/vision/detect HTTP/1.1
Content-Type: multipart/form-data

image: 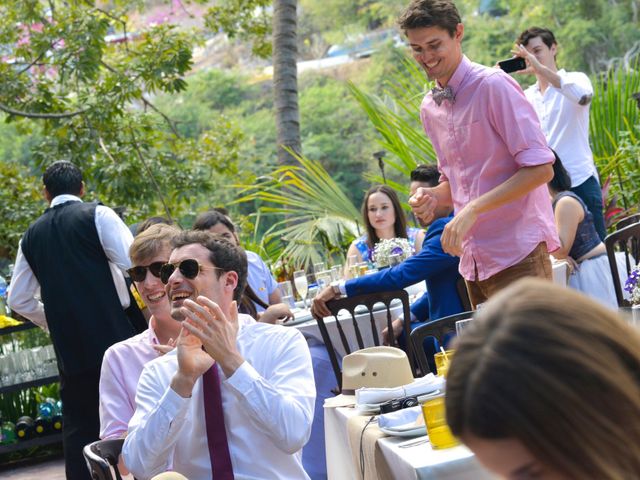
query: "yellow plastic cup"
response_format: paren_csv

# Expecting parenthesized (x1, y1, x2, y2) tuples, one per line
(421, 396, 459, 449)
(434, 349, 455, 377)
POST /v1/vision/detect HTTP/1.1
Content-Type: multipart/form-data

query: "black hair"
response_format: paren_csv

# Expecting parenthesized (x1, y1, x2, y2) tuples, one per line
(171, 230, 247, 302)
(43, 161, 82, 197)
(410, 164, 440, 187)
(192, 210, 236, 233)
(548, 150, 572, 192)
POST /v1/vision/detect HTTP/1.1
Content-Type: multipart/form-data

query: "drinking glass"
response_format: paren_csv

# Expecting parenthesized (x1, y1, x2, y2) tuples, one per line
(330, 265, 342, 282)
(455, 318, 474, 336)
(313, 262, 326, 275)
(347, 255, 359, 279)
(421, 396, 460, 449)
(278, 280, 295, 308)
(293, 270, 309, 308)
(316, 270, 332, 289)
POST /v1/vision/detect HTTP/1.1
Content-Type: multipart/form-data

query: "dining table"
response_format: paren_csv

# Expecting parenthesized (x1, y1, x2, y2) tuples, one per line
(323, 401, 495, 480)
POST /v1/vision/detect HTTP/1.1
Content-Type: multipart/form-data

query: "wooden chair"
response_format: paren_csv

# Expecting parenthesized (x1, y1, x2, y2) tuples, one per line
(615, 213, 640, 231)
(312, 290, 414, 392)
(456, 277, 472, 312)
(83, 438, 125, 480)
(605, 222, 640, 307)
(410, 310, 475, 375)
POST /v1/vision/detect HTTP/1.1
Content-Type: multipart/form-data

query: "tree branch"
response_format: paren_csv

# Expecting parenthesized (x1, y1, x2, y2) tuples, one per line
(99, 60, 181, 138)
(0, 103, 87, 119)
(128, 126, 174, 222)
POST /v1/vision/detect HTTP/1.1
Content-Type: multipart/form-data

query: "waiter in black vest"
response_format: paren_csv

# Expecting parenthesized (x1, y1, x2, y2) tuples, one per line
(8, 161, 140, 480)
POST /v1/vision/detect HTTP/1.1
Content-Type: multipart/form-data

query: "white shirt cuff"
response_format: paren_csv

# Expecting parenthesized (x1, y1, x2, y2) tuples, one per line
(338, 280, 347, 296)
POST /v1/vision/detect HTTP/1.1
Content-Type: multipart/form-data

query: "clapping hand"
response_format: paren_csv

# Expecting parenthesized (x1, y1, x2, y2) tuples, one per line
(180, 298, 244, 378)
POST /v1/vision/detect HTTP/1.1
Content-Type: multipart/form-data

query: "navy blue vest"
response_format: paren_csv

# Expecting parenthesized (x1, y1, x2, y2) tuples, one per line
(21, 201, 136, 375)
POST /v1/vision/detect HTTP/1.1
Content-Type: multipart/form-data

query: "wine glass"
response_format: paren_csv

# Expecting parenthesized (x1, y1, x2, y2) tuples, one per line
(293, 270, 309, 308)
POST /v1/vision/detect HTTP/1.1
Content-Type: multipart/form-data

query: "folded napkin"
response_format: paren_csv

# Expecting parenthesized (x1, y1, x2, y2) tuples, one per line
(378, 406, 423, 431)
(355, 374, 444, 406)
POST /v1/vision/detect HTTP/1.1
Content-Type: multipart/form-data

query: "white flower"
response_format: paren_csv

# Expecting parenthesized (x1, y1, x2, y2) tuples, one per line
(373, 237, 413, 268)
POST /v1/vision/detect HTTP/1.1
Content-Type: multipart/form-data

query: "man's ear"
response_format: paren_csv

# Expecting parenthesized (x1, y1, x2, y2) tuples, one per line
(43, 186, 52, 203)
(224, 271, 239, 293)
(79, 182, 85, 198)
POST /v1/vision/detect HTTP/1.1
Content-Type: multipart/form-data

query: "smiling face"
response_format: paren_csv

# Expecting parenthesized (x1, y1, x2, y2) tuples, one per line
(523, 36, 557, 70)
(463, 435, 566, 480)
(165, 243, 236, 321)
(133, 246, 172, 320)
(367, 191, 396, 234)
(407, 24, 464, 86)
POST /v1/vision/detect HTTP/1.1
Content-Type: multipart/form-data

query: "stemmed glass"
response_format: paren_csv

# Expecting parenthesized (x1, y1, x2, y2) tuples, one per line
(293, 270, 309, 308)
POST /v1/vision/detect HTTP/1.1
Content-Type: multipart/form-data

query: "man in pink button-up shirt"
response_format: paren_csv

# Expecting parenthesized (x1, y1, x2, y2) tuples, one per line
(99, 223, 182, 471)
(400, 0, 560, 307)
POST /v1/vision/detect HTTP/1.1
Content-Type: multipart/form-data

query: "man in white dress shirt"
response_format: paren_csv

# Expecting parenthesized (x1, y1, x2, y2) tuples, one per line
(7, 161, 139, 480)
(122, 230, 315, 480)
(514, 27, 606, 240)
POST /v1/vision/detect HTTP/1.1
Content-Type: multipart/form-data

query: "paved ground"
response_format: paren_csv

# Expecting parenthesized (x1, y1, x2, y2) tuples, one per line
(0, 457, 65, 480)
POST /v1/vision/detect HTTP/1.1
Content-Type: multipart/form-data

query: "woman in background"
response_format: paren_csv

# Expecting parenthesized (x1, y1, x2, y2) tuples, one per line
(446, 278, 640, 479)
(345, 185, 424, 270)
(548, 153, 622, 308)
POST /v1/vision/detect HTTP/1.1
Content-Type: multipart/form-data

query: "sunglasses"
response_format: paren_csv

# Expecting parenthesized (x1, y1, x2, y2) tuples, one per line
(127, 262, 164, 283)
(160, 259, 221, 284)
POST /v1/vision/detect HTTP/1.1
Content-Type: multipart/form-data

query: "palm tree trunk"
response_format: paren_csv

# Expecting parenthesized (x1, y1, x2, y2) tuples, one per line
(272, 0, 301, 165)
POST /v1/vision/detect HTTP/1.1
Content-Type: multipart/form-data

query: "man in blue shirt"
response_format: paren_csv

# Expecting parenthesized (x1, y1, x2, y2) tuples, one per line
(312, 165, 463, 344)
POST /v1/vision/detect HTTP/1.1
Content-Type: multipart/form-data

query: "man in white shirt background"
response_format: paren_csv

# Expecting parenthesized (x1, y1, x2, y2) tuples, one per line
(123, 230, 315, 480)
(513, 27, 607, 240)
(7, 161, 140, 480)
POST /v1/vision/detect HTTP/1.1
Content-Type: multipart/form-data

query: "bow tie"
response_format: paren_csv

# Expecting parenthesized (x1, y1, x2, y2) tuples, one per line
(431, 85, 455, 106)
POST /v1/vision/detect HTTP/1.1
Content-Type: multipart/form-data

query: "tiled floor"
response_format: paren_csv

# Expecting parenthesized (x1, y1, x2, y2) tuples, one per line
(0, 457, 65, 480)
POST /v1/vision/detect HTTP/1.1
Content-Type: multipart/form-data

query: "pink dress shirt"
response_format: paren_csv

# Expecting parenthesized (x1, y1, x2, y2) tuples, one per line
(420, 55, 560, 281)
(99, 323, 160, 440)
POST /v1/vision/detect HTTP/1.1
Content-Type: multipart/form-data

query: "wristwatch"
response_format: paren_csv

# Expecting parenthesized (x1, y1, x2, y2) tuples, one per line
(330, 281, 342, 298)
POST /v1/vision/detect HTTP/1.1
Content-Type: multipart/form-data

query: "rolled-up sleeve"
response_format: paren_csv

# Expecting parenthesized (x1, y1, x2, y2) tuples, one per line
(225, 328, 315, 454)
(557, 71, 593, 105)
(486, 73, 554, 168)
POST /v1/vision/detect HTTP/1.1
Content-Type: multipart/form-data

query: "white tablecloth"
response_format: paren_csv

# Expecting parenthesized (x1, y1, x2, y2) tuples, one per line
(324, 405, 494, 480)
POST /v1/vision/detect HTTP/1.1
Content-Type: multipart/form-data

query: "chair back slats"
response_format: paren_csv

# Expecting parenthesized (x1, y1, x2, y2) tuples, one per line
(83, 438, 125, 480)
(312, 290, 415, 391)
(615, 214, 640, 231)
(605, 222, 640, 307)
(410, 311, 475, 375)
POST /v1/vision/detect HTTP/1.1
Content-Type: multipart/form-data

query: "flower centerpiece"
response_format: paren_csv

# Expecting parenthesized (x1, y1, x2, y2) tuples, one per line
(624, 265, 640, 305)
(373, 237, 413, 268)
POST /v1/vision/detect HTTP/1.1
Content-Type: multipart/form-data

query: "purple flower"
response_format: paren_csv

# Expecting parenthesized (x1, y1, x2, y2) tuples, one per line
(391, 246, 404, 255)
(625, 268, 640, 293)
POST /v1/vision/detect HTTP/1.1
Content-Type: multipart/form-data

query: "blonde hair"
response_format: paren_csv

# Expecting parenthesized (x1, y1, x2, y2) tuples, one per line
(129, 223, 180, 265)
(446, 278, 640, 479)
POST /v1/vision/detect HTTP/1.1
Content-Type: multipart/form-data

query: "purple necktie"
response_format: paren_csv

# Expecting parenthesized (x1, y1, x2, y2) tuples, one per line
(203, 364, 234, 479)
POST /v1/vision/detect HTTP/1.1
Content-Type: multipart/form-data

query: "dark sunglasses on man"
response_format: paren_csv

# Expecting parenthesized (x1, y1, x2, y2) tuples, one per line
(127, 262, 164, 283)
(159, 259, 221, 284)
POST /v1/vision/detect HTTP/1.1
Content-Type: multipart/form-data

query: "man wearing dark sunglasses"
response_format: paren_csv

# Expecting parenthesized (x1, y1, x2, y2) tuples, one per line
(7, 161, 140, 480)
(99, 223, 183, 473)
(123, 230, 315, 480)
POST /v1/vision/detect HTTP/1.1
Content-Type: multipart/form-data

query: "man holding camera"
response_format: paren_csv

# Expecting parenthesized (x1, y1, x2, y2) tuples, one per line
(513, 27, 606, 240)
(401, 0, 559, 308)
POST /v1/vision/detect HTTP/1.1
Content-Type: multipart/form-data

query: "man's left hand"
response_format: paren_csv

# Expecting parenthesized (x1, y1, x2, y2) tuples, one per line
(180, 298, 244, 378)
(441, 202, 479, 256)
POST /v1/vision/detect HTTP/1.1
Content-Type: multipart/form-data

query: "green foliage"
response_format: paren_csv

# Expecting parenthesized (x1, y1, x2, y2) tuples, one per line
(0, 162, 42, 260)
(349, 54, 437, 188)
(205, 0, 273, 58)
(0, 1, 244, 257)
(235, 152, 361, 268)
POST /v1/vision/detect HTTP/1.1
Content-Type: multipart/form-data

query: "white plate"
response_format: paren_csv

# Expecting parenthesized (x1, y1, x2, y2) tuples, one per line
(380, 425, 427, 437)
